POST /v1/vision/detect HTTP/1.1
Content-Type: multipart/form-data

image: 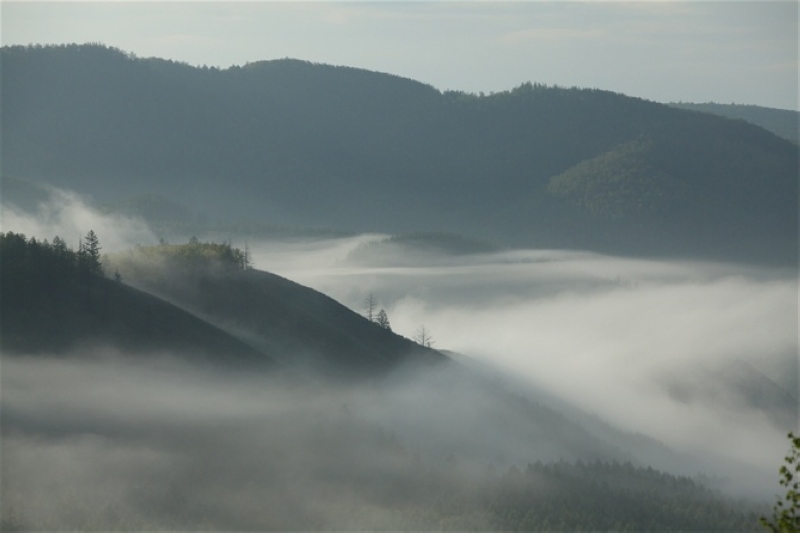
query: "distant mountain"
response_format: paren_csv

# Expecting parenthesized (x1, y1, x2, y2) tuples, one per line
(670, 102, 799, 144)
(660, 359, 798, 432)
(347, 231, 500, 266)
(2, 44, 797, 264)
(97, 191, 351, 240)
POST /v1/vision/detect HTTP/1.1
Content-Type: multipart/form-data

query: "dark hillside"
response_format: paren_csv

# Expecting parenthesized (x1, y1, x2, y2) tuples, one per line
(2, 44, 796, 264)
(0, 232, 273, 365)
(1, 232, 441, 374)
(108, 241, 444, 374)
(670, 102, 799, 144)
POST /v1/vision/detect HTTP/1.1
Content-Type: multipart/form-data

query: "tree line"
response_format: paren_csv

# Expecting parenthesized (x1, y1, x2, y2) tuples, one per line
(1, 230, 110, 311)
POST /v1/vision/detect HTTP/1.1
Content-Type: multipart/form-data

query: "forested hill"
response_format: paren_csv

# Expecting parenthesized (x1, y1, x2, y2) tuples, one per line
(107, 240, 443, 374)
(1, 232, 441, 374)
(2, 44, 797, 264)
(670, 102, 799, 144)
(0, 232, 273, 364)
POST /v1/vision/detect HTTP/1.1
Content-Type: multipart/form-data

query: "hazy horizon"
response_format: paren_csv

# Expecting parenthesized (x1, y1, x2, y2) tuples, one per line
(2, 2, 797, 111)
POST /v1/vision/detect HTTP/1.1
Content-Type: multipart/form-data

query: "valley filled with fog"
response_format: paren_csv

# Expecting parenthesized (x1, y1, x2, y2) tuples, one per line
(250, 234, 797, 493)
(2, 27, 798, 530)
(2, 188, 796, 530)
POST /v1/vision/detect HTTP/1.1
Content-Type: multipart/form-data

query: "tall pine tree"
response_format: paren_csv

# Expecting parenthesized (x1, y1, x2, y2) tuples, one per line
(83, 230, 103, 277)
(81, 230, 103, 310)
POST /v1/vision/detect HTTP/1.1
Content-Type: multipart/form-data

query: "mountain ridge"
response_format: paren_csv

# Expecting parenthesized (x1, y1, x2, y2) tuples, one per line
(669, 102, 799, 144)
(0, 232, 443, 375)
(2, 43, 796, 265)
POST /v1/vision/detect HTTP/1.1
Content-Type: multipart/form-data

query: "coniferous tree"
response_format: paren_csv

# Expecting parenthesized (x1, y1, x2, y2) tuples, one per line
(364, 292, 377, 322)
(376, 309, 391, 331)
(237, 241, 253, 270)
(81, 230, 103, 310)
(83, 230, 103, 277)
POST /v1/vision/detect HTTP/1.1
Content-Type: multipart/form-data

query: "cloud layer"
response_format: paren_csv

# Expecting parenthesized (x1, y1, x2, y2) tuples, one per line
(250, 237, 798, 494)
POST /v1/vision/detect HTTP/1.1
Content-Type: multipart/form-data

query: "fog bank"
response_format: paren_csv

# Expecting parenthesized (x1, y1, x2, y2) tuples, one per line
(3, 351, 704, 530)
(249, 236, 798, 496)
(0, 187, 156, 252)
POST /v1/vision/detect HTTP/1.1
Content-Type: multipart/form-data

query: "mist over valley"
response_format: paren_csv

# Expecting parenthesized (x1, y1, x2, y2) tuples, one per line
(1, 42, 798, 531)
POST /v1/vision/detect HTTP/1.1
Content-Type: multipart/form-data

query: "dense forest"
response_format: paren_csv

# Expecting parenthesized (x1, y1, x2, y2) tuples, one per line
(2, 44, 796, 264)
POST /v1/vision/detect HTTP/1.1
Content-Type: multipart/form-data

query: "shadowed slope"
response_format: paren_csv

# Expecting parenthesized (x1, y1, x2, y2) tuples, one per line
(0, 242, 273, 366)
(109, 242, 444, 375)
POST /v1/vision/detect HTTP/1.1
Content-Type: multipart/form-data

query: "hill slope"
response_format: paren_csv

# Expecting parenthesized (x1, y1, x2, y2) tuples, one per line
(0, 233, 273, 365)
(670, 102, 799, 144)
(1, 232, 441, 374)
(2, 44, 796, 264)
(107, 241, 443, 374)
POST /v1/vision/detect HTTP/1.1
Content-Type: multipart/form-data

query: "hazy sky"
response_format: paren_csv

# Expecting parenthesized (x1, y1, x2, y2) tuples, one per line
(2, 1, 798, 110)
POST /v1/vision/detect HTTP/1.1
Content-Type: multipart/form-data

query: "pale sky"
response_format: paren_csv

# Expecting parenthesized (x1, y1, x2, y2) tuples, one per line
(2, 2, 798, 110)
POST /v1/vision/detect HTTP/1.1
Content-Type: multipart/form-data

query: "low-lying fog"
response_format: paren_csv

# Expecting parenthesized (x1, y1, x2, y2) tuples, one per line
(2, 192, 797, 528)
(1, 188, 155, 253)
(248, 234, 797, 490)
(4, 355, 503, 530)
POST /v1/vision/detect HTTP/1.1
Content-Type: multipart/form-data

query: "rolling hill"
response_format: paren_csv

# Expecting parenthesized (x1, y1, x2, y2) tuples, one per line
(107, 241, 443, 374)
(0, 232, 273, 365)
(2, 44, 797, 264)
(0, 232, 441, 374)
(670, 102, 799, 144)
